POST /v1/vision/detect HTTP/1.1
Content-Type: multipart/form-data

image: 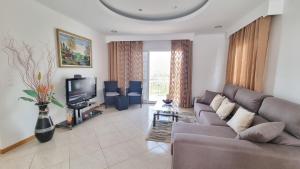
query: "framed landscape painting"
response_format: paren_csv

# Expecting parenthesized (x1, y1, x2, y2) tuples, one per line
(56, 29, 92, 68)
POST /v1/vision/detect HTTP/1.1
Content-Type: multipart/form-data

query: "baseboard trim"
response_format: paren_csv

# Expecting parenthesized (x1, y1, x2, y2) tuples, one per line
(0, 135, 35, 154)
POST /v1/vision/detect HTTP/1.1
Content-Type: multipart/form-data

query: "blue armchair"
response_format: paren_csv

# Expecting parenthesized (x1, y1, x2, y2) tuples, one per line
(126, 81, 143, 107)
(103, 81, 120, 108)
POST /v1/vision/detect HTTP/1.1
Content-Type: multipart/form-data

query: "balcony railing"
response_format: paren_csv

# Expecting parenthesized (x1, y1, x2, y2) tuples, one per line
(149, 77, 169, 101)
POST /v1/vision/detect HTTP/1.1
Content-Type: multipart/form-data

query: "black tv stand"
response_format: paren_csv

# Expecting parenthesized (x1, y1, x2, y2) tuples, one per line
(68, 101, 88, 109)
(56, 101, 102, 129)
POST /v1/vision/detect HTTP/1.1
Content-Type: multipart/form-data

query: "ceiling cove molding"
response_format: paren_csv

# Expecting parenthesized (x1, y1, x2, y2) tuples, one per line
(105, 33, 195, 43)
(226, 0, 285, 36)
(99, 0, 209, 21)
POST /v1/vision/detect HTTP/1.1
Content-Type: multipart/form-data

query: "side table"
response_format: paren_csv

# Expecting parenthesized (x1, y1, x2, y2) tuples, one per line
(115, 96, 129, 111)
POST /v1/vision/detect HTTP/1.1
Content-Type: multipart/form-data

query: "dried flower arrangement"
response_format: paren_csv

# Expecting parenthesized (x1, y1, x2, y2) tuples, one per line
(3, 38, 63, 108)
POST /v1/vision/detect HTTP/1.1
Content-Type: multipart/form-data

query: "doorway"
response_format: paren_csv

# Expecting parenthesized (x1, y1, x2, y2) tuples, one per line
(143, 51, 171, 102)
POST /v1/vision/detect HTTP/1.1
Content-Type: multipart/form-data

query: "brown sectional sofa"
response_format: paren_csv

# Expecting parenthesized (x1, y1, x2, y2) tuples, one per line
(171, 84, 300, 169)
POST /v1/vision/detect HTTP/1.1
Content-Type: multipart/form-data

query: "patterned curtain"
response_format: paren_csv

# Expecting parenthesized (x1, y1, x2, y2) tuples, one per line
(169, 40, 193, 108)
(226, 16, 272, 92)
(108, 41, 143, 94)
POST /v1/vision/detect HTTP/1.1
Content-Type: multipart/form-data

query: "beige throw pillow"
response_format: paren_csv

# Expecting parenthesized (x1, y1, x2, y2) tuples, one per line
(216, 98, 235, 120)
(210, 94, 225, 111)
(227, 108, 255, 133)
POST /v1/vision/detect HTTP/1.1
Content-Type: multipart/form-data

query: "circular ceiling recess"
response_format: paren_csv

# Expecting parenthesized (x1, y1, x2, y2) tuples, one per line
(99, 0, 209, 21)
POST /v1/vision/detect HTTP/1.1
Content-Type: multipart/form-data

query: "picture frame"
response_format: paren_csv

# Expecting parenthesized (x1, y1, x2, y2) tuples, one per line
(56, 29, 92, 68)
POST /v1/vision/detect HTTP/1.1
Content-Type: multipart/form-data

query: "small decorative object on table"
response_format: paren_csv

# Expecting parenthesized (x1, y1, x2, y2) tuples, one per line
(163, 99, 173, 105)
(66, 110, 74, 125)
(3, 38, 64, 143)
(163, 94, 173, 104)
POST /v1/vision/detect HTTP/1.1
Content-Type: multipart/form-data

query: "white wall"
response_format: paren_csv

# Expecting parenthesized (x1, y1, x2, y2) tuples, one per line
(192, 34, 228, 98)
(0, 0, 108, 149)
(265, 0, 300, 103)
(143, 41, 171, 52)
(227, 0, 284, 36)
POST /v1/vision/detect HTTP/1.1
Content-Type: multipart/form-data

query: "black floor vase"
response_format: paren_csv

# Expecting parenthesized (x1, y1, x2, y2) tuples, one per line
(35, 103, 55, 143)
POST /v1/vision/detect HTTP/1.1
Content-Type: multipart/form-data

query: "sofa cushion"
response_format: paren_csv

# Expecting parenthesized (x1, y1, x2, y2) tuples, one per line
(197, 90, 219, 105)
(194, 103, 214, 114)
(223, 84, 240, 101)
(237, 122, 285, 143)
(249, 115, 300, 146)
(258, 97, 300, 138)
(172, 122, 236, 142)
(198, 111, 228, 126)
(106, 92, 120, 96)
(127, 92, 141, 96)
(216, 98, 236, 120)
(227, 108, 255, 133)
(252, 115, 269, 126)
(226, 103, 241, 119)
(172, 133, 300, 169)
(234, 88, 266, 113)
(271, 132, 300, 147)
(210, 94, 225, 111)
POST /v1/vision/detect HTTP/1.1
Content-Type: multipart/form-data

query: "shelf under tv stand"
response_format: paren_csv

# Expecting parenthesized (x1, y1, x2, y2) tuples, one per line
(56, 102, 102, 129)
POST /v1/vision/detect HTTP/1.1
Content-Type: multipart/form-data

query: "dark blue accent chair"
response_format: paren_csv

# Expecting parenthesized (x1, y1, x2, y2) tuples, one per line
(126, 81, 143, 107)
(103, 81, 120, 108)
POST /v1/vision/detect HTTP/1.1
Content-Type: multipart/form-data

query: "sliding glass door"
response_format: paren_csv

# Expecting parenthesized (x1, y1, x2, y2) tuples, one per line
(143, 51, 171, 103)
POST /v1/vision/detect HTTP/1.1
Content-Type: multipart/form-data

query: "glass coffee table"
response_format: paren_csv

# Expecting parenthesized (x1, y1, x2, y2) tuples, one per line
(152, 101, 179, 127)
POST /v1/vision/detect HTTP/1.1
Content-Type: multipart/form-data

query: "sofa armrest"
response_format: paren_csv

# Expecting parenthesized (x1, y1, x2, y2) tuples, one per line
(172, 133, 299, 169)
(193, 96, 204, 106)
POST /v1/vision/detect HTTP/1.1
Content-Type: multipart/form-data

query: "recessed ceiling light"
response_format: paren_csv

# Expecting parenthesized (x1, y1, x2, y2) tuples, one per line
(138, 8, 143, 12)
(111, 30, 118, 33)
(214, 25, 223, 29)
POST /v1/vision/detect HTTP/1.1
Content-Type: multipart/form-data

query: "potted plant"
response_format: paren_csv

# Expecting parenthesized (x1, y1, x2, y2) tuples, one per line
(3, 39, 64, 143)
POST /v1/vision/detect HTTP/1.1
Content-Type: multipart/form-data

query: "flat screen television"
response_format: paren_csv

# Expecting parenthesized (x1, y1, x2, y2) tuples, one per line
(66, 77, 97, 105)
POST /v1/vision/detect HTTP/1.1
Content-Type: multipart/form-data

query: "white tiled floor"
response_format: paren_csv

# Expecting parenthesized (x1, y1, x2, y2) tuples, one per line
(0, 104, 192, 169)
